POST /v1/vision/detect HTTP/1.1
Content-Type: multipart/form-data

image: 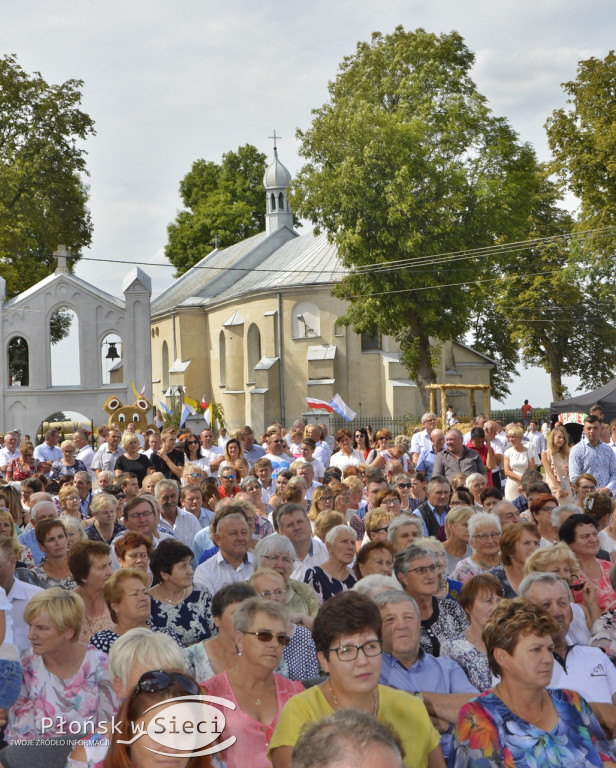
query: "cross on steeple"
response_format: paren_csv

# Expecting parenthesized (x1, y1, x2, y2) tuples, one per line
(268, 130, 282, 151)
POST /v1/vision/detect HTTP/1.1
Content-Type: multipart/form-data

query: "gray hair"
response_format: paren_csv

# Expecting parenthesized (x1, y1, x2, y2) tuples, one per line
(551, 504, 582, 529)
(90, 492, 118, 515)
(253, 534, 295, 570)
(465, 473, 486, 489)
(427, 474, 449, 493)
(352, 574, 402, 598)
(422, 412, 437, 424)
(325, 524, 356, 545)
(373, 589, 419, 616)
(109, 627, 185, 684)
(518, 571, 569, 599)
(59, 515, 87, 542)
(154, 479, 180, 498)
(393, 545, 435, 578)
(233, 596, 290, 634)
(468, 511, 501, 538)
(393, 435, 410, 453)
(392, 473, 413, 486)
(387, 515, 423, 544)
(290, 709, 403, 768)
(384, 460, 403, 476)
(73, 471, 91, 485)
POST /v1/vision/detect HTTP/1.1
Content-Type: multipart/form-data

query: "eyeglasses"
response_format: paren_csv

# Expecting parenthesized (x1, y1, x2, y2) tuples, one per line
(373, 525, 390, 533)
(258, 589, 286, 599)
(131, 670, 199, 701)
(382, 498, 401, 506)
(407, 564, 438, 576)
(126, 551, 149, 560)
(245, 485, 260, 492)
(242, 630, 291, 647)
(271, 440, 284, 445)
(126, 510, 153, 520)
(261, 554, 294, 565)
(577, 485, 596, 491)
(473, 532, 500, 540)
(188, 472, 203, 478)
(318, 496, 334, 503)
(396, 483, 412, 489)
(329, 640, 382, 662)
(539, 506, 557, 513)
(222, 474, 236, 480)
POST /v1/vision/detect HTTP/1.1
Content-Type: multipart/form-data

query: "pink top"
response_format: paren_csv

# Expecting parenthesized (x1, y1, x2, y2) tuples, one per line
(573, 557, 616, 612)
(206, 671, 303, 768)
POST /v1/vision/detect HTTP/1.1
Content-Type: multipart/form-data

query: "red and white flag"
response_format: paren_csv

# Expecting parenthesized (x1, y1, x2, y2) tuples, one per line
(305, 396, 334, 413)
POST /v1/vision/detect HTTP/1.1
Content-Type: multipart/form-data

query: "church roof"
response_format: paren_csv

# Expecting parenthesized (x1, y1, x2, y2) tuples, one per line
(263, 148, 292, 189)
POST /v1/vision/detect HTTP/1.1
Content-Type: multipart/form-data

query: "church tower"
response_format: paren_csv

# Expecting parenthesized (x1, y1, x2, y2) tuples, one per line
(263, 141, 293, 234)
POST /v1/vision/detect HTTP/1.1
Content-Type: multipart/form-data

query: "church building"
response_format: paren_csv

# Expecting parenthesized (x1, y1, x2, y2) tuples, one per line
(150, 149, 493, 434)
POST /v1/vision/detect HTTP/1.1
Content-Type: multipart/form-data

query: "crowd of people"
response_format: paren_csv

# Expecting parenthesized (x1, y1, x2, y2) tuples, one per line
(0, 409, 615, 766)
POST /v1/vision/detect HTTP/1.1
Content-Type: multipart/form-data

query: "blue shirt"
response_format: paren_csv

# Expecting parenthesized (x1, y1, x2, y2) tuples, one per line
(415, 447, 440, 481)
(17, 529, 44, 565)
(380, 648, 477, 759)
(570, 439, 616, 494)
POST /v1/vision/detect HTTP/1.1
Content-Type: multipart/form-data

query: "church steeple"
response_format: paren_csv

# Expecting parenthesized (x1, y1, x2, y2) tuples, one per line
(264, 132, 293, 234)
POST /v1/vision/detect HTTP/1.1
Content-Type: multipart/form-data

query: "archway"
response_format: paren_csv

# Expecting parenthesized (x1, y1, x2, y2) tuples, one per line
(50, 307, 80, 386)
(36, 410, 95, 445)
(101, 333, 123, 385)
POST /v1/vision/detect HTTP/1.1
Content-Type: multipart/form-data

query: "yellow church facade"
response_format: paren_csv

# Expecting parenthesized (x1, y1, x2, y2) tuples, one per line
(150, 151, 494, 434)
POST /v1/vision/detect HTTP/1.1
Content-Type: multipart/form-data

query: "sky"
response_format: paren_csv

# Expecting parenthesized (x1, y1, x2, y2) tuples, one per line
(3, 0, 614, 409)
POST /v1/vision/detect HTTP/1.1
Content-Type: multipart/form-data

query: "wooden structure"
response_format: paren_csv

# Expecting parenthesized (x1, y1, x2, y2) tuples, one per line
(426, 383, 490, 421)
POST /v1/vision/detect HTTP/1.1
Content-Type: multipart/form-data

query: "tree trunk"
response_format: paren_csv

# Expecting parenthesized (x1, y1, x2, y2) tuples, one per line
(407, 314, 437, 410)
(542, 338, 565, 401)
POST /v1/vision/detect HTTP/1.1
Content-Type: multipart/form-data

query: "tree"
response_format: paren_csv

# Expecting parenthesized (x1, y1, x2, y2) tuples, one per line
(292, 27, 540, 406)
(166, 144, 268, 276)
(546, 50, 616, 261)
(0, 54, 95, 299)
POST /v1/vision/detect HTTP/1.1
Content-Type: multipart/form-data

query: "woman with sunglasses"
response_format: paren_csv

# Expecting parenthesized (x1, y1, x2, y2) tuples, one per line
(353, 427, 372, 461)
(183, 433, 211, 472)
(269, 591, 444, 768)
(102, 669, 211, 768)
(204, 597, 303, 768)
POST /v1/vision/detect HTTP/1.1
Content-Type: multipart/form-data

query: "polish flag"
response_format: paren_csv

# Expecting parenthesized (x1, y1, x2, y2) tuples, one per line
(305, 396, 334, 413)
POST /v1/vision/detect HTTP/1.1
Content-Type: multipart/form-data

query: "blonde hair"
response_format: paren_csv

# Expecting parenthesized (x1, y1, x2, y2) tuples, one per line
(444, 505, 476, 537)
(23, 588, 84, 641)
(506, 426, 524, 439)
(249, 567, 285, 590)
(523, 541, 580, 579)
(364, 507, 396, 537)
(108, 627, 186, 683)
(547, 428, 570, 458)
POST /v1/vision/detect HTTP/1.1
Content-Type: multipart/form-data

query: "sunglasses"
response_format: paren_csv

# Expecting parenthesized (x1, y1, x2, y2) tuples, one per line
(396, 483, 412, 489)
(131, 670, 200, 701)
(222, 474, 236, 480)
(187, 440, 199, 446)
(242, 630, 291, 647)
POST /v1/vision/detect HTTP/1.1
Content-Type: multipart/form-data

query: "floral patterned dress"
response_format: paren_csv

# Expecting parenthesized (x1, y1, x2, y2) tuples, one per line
(5, 646, 117, 742)
(451, 688, 613, 768)
(150, 589, 215, 647)
(303, 565, 356, 602)
(572, 558, 616, 612)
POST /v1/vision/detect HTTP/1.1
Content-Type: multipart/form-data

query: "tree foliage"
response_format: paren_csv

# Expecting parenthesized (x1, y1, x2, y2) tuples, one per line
(165, 144, 268, 276)
(292, 27, 540, 405)
(0, 54, 95, 299)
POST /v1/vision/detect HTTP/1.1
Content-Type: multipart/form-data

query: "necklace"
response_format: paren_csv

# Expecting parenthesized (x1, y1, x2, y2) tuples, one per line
(464, 628, 485, 651)
(156, 585, 188, 604)
(473, 553, 501, 570)
(496, 684, 545, 725)
(329, 683, 378, 717)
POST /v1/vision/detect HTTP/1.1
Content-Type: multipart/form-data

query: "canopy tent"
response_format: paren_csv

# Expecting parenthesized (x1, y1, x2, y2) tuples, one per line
(550, 378, 616, 424)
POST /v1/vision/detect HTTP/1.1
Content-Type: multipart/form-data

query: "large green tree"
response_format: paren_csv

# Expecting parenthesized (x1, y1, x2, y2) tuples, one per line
(0, 54, 95, 298)
(292, 27, 540, 405)
(166, 144, 268, 276)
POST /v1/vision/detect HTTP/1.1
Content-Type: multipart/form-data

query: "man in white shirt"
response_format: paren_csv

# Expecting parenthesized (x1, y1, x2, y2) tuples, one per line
(155, 479, 201, 548)
(193, 510, 253, 594)
(32, 428, 62, 475)
(255, 458, 276, 504)
(0, 431, 21, 478)
(299, 438, 325, 481)
(72, 429, 95, 480)
(520, 571, 616, 737)
(319, 422, 335, 451)
(525, 421, 547, 456)
(306, 424, 331, 468)
(142, 431, 162, 459)
(295, 462, 322, 503)
(91, 427, 124, 477)
(0, 538, 43, 652)
(410, 413, 437, 465)
(200, 428, 224, 473)
(277, 503, 328, 581)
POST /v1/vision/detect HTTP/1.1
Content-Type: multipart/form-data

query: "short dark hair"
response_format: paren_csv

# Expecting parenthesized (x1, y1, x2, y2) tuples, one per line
(500, 522, 540, 566)
(35, 518, 66, 547)
(301, 438, 316, 450)
(353, 540, 394, 580)
(323, 468, 343, 485)
(558, 513, 598, 546)
(275, 502, 308, 532)
(584, 414, 601, 425)
(312, 591, 382, 660)
(519, 470, 543, 491)
(149, 538, 194, 586)
(480, 486, 503, 504)
(458, 573, 504, 622)
(22, 476, 43, 493)
(117, 472, 138, 488)
(114, 531, 153, 561)
(211, 582, 257, 619)
(470, 427, 485, 440)
(68, 540, 111, 586)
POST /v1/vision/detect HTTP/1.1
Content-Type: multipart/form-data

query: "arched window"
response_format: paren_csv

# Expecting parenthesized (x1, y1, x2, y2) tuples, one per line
(270, 193, 276, 211)
(101, 333, 123, 384)
(219, 331, 226, 387)
(361, 331, 382, 351)
(247, 324, 261, 382)
(162, 341, 169, 390)
(278, 192, 284, 211)
(50, 306, 80, 386)
(7, 337, 28, 387)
